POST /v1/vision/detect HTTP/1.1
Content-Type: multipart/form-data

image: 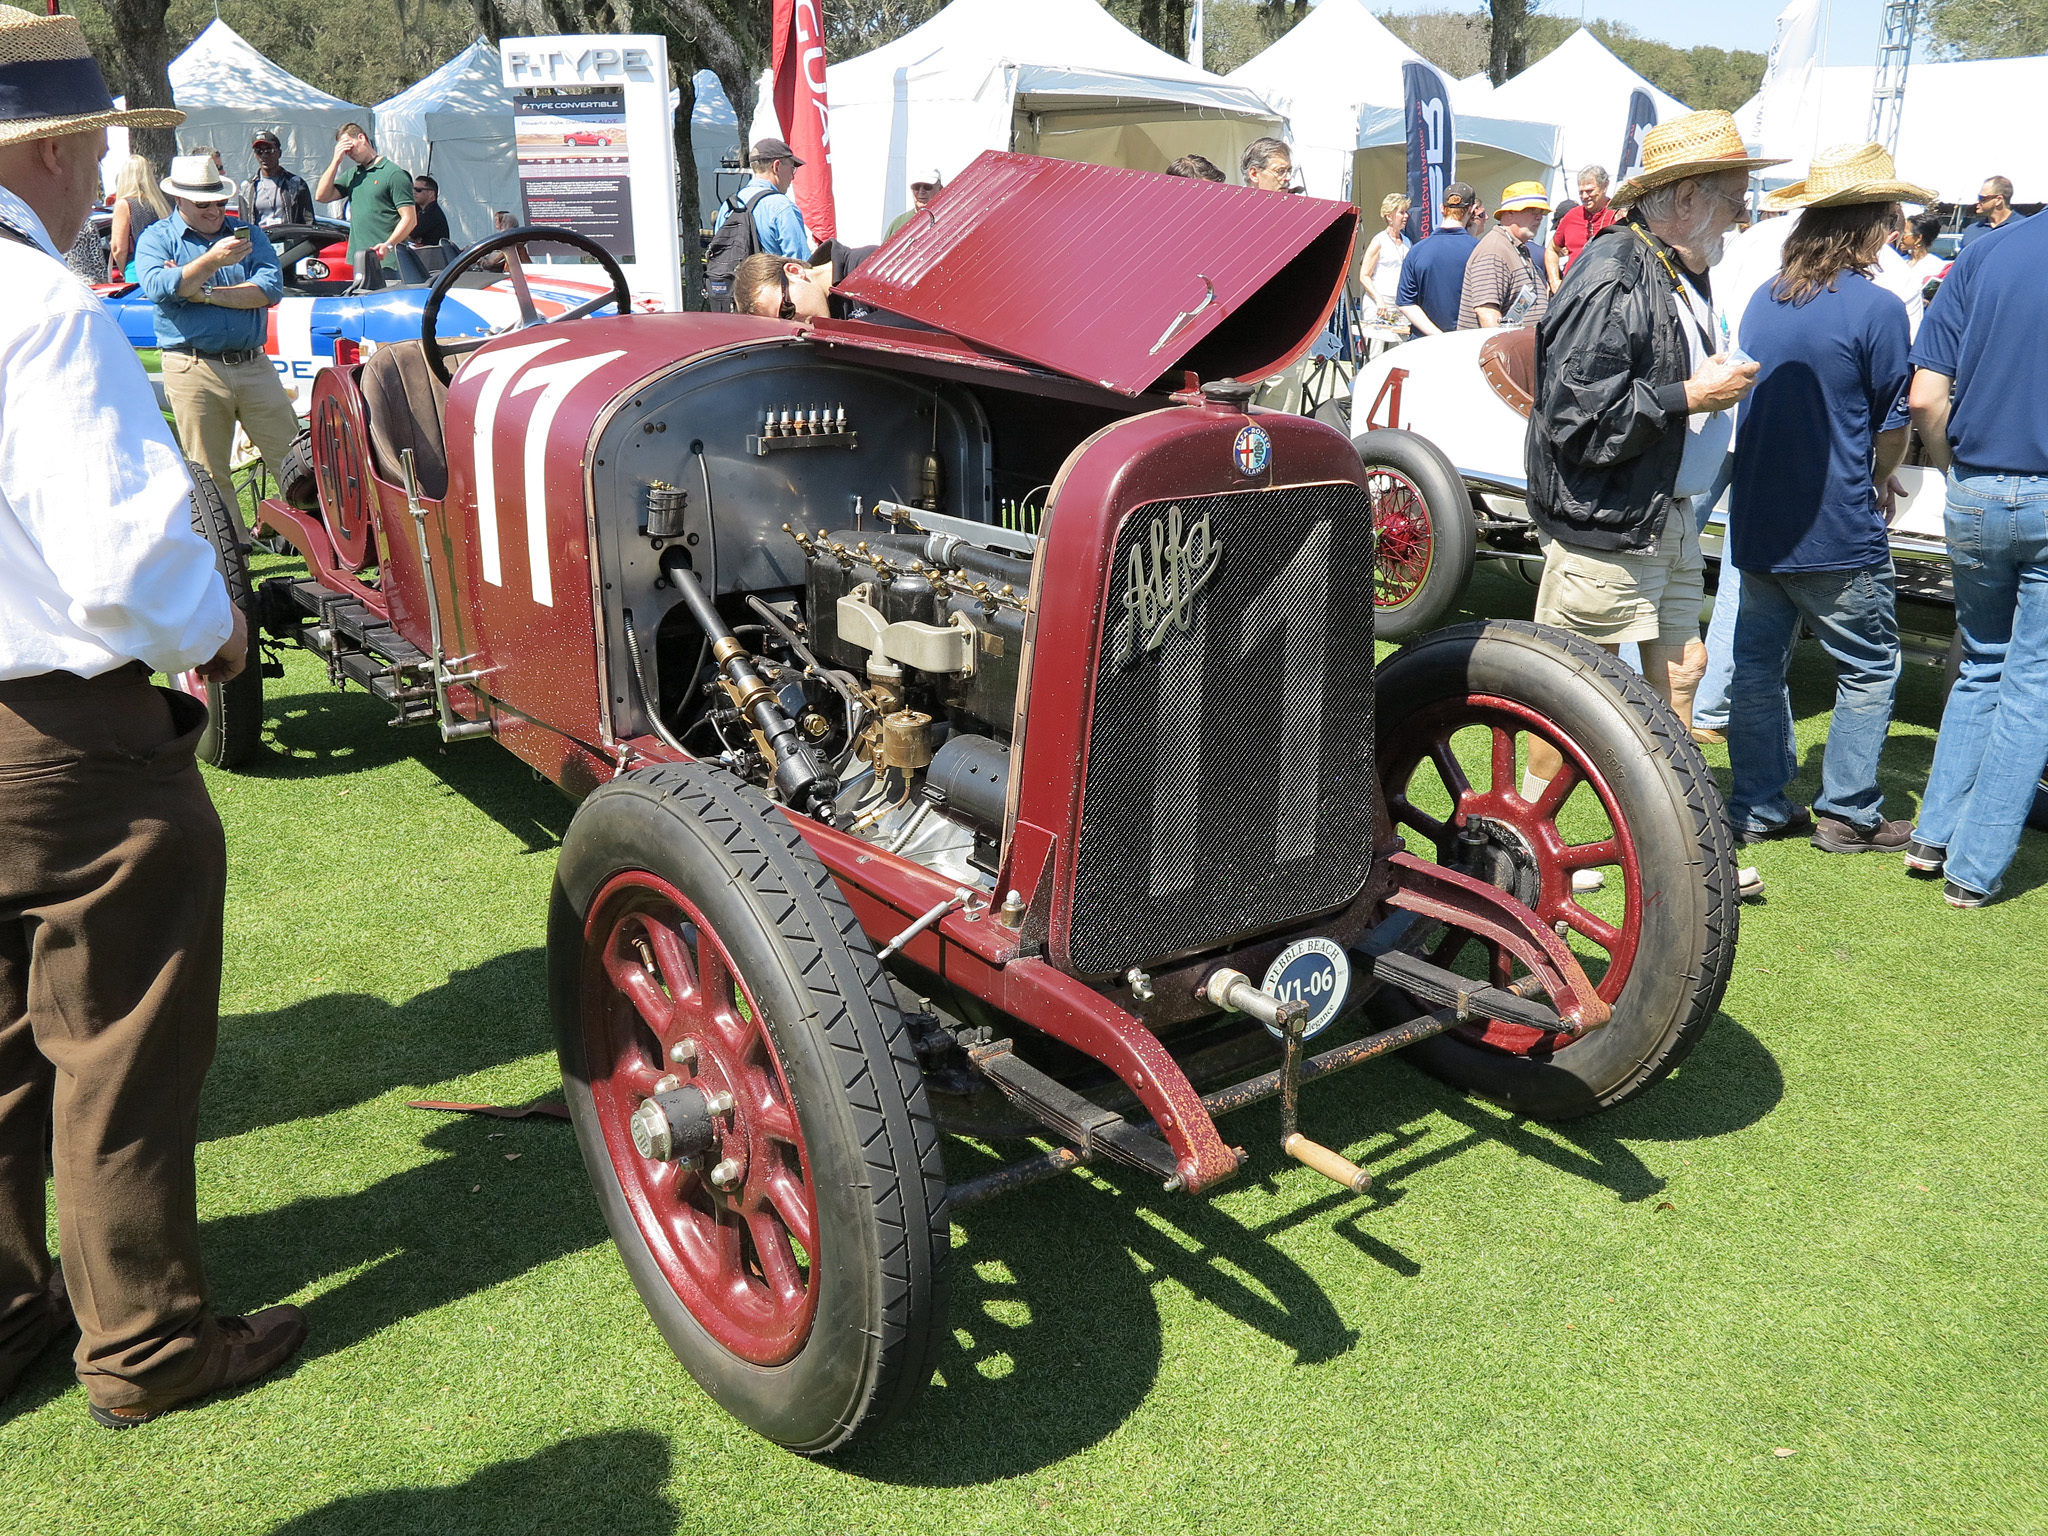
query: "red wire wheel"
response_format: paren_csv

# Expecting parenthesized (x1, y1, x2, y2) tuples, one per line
(582, 872, 819, 1365)
(1351, 428, 1476, 641)
(550, 765, 949, 1453)
(1369, 466, 1436, 611)
(1370, 621, 1740, 1118)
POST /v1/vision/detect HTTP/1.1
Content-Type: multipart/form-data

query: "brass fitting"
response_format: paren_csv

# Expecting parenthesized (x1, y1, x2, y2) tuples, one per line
(879, 710, 935, 772)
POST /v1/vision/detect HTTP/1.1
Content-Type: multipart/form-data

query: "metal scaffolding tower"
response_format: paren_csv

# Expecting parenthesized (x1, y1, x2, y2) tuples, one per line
(1868, 0, 1923, 153)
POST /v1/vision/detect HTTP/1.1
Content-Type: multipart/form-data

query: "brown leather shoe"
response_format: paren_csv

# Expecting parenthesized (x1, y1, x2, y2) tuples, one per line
(88, 1305, 307, 1429)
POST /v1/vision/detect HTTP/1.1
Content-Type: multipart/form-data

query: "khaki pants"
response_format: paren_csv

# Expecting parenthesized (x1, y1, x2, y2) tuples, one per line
(0, 666, 229, 1409)
(161, 349, 300, 528)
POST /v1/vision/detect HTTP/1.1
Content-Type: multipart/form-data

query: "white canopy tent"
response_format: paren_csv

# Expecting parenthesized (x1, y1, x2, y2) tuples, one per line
(169, 20, 365, 196)
(375, 40, 516, 248)
(376, 49, 741, 247)
(1483, 29, 1686, 192)
(1736, 57, 2048, 204)
(1226, 0, 1559, 212)
(762, 0, 1283, 244)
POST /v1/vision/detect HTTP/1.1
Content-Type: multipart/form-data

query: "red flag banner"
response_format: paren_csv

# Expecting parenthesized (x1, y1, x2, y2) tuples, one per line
(772, 0, 836, 243)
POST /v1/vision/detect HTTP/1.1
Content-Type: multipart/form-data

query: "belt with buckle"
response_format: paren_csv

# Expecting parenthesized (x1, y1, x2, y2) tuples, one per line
(164, 344, 264, 366)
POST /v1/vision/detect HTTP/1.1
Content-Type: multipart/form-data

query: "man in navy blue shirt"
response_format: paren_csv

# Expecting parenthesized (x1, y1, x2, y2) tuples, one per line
(1955, 175, 2026, 252)
(1394, 182, 1479, 336)
(136, 155, 296, 539)
(1906, 178, 2048, 906)
(1725, 145, 1930, 855)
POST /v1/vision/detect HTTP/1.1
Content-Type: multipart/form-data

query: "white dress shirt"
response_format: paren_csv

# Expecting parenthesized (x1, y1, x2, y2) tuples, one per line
(0, 184, 231, 680)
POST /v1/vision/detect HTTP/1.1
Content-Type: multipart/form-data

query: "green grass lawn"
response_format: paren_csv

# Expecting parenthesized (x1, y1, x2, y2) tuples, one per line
(4, 557, 2045, 1535)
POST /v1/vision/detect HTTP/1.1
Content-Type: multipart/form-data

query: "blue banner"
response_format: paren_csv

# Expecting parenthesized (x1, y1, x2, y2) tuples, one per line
(1618, 88, 1656, 185)
(1402, 61, 1455, 243)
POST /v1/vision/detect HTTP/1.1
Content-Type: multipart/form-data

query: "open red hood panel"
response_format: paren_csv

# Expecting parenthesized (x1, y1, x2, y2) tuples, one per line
(837, 151, 1358, 397)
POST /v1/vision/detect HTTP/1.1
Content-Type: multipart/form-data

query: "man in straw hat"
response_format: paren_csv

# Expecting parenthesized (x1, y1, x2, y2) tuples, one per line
(1722, 142, 1934, 855)
(1906, 152, 2048, 906)
(136, 154, 299, 542)
(1521, 110, 1782, 806)
(0, 4, 306, 1425)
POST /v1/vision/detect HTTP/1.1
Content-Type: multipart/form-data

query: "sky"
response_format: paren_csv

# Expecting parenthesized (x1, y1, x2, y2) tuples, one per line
(1375, 0, 1885, 65)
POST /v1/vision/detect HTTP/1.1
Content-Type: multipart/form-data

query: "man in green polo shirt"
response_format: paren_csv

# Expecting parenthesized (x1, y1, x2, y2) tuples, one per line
(313, 121, 414, 277)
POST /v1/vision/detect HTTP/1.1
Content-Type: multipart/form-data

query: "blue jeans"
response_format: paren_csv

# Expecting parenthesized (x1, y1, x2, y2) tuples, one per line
(1913, 472, 2048, 897)
(1725, 563, 1902, 834)
(1693, 460, 1739, 729)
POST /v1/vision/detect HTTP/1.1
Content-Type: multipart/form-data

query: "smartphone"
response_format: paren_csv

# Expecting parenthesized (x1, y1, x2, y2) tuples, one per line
(1726, 345, 1756, 368)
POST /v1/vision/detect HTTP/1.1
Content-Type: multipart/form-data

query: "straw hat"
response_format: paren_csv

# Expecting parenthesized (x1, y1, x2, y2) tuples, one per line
(1496, 181, 1551, 215)
(0, 4, 183, 149)
(1611, 110, 1785, 207)
(1760, 141, 1938, 211)
(161, 154, 233, 203)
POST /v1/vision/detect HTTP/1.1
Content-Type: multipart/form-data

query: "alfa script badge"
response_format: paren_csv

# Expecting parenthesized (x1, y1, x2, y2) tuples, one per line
(1111, 503, 1223, 669)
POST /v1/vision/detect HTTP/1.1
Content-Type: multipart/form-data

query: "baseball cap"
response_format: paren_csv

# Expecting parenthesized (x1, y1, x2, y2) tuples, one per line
(752, 137, 803, 167)
(1496, 181, 1552, 214)
(1442, 181, 1477, 210)
(910, 167, 943, 187)
(251, 129, 280, 149)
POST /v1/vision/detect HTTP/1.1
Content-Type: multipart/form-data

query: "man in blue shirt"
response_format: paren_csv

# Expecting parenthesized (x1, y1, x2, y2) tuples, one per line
(1394, 182, 1479, 336)
(1955, 175, 2026, 252)
(1724, 145, 1930, 855)
(713, 137, 812, 261)
(136, 156, 298, 540)
(1906, 180, 2048, 906)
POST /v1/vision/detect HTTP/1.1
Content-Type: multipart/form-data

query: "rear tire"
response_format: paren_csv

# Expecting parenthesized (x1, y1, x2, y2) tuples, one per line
(1371, 621, 1739, 1118)
(278, 429, 318, 511)
(1353, 428, 1476, 641)
(169, 464, 264, 769)
(550, 765, 949, 1453)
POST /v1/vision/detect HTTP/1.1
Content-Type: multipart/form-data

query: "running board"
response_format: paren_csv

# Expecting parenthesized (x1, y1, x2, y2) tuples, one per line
(966, 1040, 1180, 1182)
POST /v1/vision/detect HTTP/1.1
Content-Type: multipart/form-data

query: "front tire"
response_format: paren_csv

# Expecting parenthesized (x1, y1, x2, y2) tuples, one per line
(550, 765, 949, 1453)
(1371, 621, 1739, 1118)
(170, 463, 264, 768)
(1353, 428, 1477, 641)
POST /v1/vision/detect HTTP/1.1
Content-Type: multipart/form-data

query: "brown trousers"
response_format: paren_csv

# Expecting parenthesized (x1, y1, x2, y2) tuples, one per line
(0, 665, 227, 1408)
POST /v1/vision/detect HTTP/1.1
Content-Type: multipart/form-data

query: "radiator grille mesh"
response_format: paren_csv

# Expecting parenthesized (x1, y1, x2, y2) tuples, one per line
(1066, 482, 1378, 976)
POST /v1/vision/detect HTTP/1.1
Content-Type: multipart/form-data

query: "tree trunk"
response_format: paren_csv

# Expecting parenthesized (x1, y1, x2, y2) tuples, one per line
(671, 63, 702, 309)
(1488, 0, 1529, 86)
(98, 0, 178, 169)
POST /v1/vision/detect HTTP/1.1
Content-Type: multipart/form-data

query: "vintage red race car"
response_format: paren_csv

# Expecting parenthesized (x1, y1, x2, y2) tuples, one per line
(199, 154, 1738, 1453)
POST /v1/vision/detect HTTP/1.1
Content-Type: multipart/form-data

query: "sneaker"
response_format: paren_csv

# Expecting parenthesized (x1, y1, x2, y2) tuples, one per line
(87, 1305, 306, 1429)
(1944, 880, 1992, 909)
(1903, 837, 1946, 876)
(1811, 816, 1913, 854)
(1732, 807, 1815, 848)
(1570, 869, 1605, 894)
(1737, 866, 1765, 900)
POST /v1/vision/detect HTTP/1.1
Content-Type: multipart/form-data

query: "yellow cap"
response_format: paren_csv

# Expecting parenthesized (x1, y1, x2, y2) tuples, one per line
(1496, 181, 1552, 214)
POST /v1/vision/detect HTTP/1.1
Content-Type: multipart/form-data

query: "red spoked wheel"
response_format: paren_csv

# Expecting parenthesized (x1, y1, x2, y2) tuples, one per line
(551, 764, 949, 1453)
(1370, 621, 1739, 1119)
(1370, 467, 1435, 612)
(583, 872, 818, 1365)
(1382, 693, 1643, 1057)
(1351, 428, 1477, 641)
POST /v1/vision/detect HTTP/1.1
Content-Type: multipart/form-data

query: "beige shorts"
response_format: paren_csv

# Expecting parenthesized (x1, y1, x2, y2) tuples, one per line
(1533, 502, 1705, 647)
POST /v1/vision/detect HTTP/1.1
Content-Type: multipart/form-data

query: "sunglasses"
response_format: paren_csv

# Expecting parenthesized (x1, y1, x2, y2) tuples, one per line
(253, 143, 279, 154)
(776, 269, 797, 321)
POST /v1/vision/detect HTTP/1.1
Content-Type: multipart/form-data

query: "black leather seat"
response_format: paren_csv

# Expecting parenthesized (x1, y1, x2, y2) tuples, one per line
(358, 340, 449, 500)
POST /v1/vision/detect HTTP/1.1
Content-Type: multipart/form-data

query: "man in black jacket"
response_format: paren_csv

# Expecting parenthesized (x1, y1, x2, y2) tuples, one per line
(1523, 111, 1780, 795)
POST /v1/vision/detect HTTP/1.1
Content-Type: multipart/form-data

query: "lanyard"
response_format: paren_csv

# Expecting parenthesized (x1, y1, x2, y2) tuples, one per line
(1633, 223, 1716, 356)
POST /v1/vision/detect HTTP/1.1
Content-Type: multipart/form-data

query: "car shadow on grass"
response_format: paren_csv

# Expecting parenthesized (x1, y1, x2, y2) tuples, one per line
(844, 1148, 1365, 1487)
(204, 948, 556, 1144)
(261, 1431, 676, 1535)
(240, 676, 573, 855)
(201, 1108, 604, 1364)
